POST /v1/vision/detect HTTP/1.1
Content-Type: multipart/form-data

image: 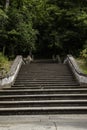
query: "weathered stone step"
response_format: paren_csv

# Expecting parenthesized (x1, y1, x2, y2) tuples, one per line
(0, 106, 87, 115)
(21, 65, 68, 68)
(17, 75, 73, 79)
(18, 70, 72, 73)
(21, 63, 67, 66)
(5, 86, 82, 90)
(30, 59, 54, 63)
(15, 79, 76, 81)
(0, 100, 87, 103)
(14, 83, 79, 86)
(0, 100, 87, 108)
(14, 80, 78, 84)
(19, 70, 72, 72)
(0, 88, 87, 95)
(14, 82, 77, 85)
(18, 73, 72, 75)
(15, 79, 76, 82)
(0, 94, 87, 101)
(1, 61, 81, 115)
(20, 70, 71, 73)
(16, 76, 75, 79)
(12, 84, 79, 87)
(16, 76, 76, 79)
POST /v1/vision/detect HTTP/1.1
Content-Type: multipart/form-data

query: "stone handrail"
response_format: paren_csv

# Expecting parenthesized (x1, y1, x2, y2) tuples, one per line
(0, 55, 23, 87)
(64, 55, 87, 85)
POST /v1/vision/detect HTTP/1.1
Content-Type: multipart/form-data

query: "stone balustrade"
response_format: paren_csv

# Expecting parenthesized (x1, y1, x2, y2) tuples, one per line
(64, 55, 87, 85)
(0, 55, 23, 87)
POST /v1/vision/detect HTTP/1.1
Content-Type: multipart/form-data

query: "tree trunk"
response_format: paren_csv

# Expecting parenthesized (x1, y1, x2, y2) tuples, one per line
(2, 46, 6, 56)
(6, 0, 9, 9)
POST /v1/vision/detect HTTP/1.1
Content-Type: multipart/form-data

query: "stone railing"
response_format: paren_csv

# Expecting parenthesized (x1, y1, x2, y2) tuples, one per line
(64, 55, 87, 85)
(52, 55, 62, 63)
(0, 56, 23, 87)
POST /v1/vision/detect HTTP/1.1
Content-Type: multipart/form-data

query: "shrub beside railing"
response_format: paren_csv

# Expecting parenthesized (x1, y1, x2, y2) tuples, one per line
(0, 55, 23, 87)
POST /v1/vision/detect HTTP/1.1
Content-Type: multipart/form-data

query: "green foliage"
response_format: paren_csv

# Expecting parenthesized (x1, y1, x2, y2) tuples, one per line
(80, 49, 87, 60)
(0, 0, 87, 57)
(76, 58, 87, 74)
(0, 52, 10, 73)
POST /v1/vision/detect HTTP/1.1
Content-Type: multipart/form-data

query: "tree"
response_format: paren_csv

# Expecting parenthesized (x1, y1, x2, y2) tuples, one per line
(0, 9, 8, 55)
(1, 0, 87, 58)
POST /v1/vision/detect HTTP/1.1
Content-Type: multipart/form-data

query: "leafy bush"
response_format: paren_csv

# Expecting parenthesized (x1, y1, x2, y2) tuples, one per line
(0, 53, 10, 75)
(80, 49, 87, 60)
(76, 58, 87, 74)
(1, 0, 87, 57)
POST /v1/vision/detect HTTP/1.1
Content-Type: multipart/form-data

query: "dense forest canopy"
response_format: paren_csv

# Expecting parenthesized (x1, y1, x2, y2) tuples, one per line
(0, 0, 87, 58)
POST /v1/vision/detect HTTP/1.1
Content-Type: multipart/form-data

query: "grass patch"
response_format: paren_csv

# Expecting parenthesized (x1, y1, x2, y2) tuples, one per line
(0, 53, 11, 77)
(76, 58, 87, 74)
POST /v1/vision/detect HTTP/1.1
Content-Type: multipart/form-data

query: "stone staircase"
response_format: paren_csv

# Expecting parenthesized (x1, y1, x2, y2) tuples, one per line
(0, 59, 87, 115)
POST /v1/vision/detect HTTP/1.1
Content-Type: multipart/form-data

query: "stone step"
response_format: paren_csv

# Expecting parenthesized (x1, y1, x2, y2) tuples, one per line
(0, 94, 87, 101)
(17, 75, 73, 78)
(0, 100, 87, 108)
(12, 84, 79, 87)
(1, 61, 82, 115)
(0, 106, 87, 115)
(19, 70, 71, 72)
(16, 77, 76, 79)
(14, 82, 77, 85)
(15, 79, 76, 81)
(5, 86, 83, 90)
(0, 88, 87, 95)
(14, 83, 79, 86)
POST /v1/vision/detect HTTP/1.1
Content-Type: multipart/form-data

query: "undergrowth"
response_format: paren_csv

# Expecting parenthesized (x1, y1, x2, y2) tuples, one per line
(0, 53, 11, 76)
(76, 58, 87, 74)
